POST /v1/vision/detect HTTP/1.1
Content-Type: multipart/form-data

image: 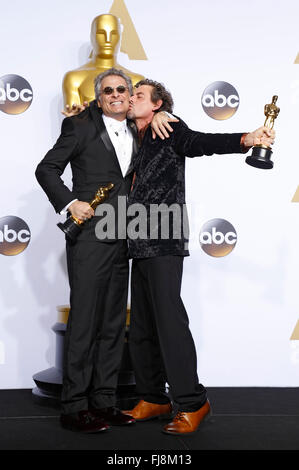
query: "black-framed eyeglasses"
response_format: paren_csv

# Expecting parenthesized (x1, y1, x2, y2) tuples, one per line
(101, 86, 128, 95)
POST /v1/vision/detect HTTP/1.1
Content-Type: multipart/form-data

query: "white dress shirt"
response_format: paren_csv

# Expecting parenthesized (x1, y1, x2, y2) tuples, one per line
(102, 114, 133, 177)
(61, 114, 133, 214)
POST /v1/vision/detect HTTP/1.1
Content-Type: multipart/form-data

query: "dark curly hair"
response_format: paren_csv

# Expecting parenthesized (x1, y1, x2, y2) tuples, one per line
(135, 79, 174, 113)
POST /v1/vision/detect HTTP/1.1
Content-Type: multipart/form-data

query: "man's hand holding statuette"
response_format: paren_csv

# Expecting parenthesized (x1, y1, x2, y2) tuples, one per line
(69, 201, 94, 221)
(244, 126, 276, 148)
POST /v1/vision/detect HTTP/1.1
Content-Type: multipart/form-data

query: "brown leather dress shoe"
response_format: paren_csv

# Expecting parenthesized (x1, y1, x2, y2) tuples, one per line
(162, 400, 211, 435)
(60, 410, 110, 433)
(123, 400, 173, 421)
(90, 407, 135, 425)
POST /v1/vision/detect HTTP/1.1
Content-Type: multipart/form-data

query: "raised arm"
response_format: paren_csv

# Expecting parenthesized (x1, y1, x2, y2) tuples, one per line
(173, 121, 275, 158)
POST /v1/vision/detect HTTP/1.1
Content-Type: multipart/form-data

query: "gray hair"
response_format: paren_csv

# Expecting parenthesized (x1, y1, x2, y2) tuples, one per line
(94, 68, 133, 101)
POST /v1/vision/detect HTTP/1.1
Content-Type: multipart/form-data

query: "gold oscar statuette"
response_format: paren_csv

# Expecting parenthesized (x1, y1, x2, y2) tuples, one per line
(62, 14, 144, 108)
(246, 95, 280, 169)
(57, 183, 114, 240)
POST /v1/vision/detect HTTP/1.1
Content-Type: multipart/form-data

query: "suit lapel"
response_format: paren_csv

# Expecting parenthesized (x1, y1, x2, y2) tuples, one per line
(128, 120, 139, 156)
(125, 120, 139, 177)
(89, 101, 123, 174)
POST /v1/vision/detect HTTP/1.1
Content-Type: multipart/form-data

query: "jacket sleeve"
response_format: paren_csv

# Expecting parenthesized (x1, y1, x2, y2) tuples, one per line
(35, 118, 79, 213)
(173, 120, 245, 158)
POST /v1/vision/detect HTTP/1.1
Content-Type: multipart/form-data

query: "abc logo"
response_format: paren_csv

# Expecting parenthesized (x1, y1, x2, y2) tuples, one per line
(0, 75, 33, 115)
(201, 81, 239, 120)
(0, 216, 31, 256)
(199, 218, 237, 257)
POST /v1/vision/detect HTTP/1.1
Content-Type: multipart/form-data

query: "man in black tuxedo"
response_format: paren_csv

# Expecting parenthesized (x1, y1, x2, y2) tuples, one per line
(35, 68, 139, 432)
(124, 79, 275, 435)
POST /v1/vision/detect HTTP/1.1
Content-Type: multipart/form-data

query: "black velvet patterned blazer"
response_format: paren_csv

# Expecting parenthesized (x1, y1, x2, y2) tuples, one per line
(128, 118, 245, 258)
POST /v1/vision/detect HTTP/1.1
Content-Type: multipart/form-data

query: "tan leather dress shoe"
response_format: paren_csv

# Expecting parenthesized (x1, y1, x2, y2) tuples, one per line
(162, 400, 211, 435)
(123, 399, 173, 421)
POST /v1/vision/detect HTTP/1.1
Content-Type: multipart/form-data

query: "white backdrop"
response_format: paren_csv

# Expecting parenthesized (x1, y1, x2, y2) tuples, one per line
(1, 0, 299, 388)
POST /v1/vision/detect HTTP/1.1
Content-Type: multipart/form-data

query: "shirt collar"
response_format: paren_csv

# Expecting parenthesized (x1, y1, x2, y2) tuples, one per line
(102, 114, 127, 133)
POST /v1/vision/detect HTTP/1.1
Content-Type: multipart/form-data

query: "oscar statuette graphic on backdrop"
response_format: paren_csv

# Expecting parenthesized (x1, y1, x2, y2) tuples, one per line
(62, 9, 145, 108)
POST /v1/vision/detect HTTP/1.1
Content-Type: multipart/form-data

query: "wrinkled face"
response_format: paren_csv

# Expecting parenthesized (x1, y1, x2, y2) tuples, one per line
(91, 15, 120, 57)
(128, 85, 160, 120)
(98, 75, 130, 120)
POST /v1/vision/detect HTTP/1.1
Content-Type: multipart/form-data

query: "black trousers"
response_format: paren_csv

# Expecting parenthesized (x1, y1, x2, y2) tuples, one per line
(61, 239, 129, 414)
(129, 255, 207, 412)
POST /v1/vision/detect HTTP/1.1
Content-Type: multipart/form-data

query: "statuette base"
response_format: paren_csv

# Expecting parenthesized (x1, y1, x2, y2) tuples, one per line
(57, 218, 82, 240)
(245, 145, 273, 170)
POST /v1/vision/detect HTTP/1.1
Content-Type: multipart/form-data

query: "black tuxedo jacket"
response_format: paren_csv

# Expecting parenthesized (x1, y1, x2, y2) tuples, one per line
(36, 100, 138, 241)
(128, 118, 246, 258)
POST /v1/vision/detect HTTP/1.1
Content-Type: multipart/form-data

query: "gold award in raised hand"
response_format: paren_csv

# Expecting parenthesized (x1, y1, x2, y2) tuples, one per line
(57, 183, 114, 240)
(246, 95, 280, 169)
(62, 14, 144, 108)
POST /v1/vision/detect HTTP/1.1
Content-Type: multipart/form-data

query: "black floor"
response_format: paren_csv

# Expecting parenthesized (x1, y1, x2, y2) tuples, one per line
(0, 388, 299, 452)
